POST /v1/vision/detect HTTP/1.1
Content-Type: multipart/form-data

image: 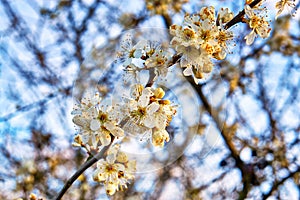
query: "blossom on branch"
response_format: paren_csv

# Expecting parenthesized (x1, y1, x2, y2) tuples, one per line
(217, 7, 234, 23)
(118, 37, 171, 82)
(170, 6, 234, 83)
(144, 42, 171, 80)
(93, 144, 136, 195)
(117, 37, 144, 67)
(123, 84, 176, 147)
(244, 5, 271, 45)
(72, 91, 124, 151)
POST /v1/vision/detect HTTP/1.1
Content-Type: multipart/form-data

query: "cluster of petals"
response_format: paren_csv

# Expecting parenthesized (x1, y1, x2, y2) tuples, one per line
(170, 6, 234, 83)
(72, 91, 124, 150)
(117, 37, 171, 82)
(124, 84, 177, 147)
(93, 144, 136, 195)
(244, 5, 272, 45)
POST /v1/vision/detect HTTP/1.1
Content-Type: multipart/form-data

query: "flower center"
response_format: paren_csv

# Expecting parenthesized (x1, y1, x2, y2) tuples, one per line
(98, 112, 108, 122)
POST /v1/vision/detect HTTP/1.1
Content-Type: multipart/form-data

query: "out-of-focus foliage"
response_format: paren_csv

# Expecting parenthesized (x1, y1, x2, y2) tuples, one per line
(0, 0, 299, 199)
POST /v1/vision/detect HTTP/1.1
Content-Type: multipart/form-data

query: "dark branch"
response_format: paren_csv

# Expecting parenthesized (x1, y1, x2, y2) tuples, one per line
(184, 76, 256, 199)
(54, 137, 115, 200)
(162, 13, 172, 28)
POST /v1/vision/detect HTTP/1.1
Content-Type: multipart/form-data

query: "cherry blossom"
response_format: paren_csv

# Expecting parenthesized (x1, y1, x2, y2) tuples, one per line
(244, 5, 271, 45)
(93, 145, 136, 195)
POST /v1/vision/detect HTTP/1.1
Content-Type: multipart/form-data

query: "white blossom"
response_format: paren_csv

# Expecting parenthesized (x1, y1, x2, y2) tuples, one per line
(93, 145, 136, 195)
(170, 6, 235, 83)
(72, 92, 124, 150)
(118, 37, 171, 82)
(117, 36, 144, 66)
(123, 85, 176, 146)
(244, 5, 271, 45)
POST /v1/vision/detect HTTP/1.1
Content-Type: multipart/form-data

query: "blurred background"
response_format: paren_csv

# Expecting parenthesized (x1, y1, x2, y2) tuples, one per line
(0, 0, 300, 199)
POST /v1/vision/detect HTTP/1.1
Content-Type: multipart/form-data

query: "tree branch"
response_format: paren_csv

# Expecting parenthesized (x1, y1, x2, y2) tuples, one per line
(54, 137, 115, 200)
(162, 13, 172, 28)
(184, 76, 255, 198)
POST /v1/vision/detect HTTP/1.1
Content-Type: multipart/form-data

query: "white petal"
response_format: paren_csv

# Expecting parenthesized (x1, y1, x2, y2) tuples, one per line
(100, 131, 111, 146)
(155, 114, 167, 129)
(81, 131, 90, 144)
(91, 93, 101, 105)
(130, 84, 142, 99)
(97, 172, 107, 182)
(115, 163, 125, 171)
(123, 58, 132, 66)
(72, 116, 89, 128)
(152, 129, 169, 147)
(93, 168, 106, 181)
(129, 99, 138, 111)
(162, 105, 173, 115)
(104, 122, 123, 137)
(96, 159, 106, 168)
(106, 182, 118, 195)
(183, 67, 193, 76)
(142, 87, 154, 96)
(71, 109, 82, 115)
(90, 119, 101, 131)
(245, 31, 256, 45)
(138, 94, 150, 107)
(257, 26, 269, 38)
(107, 144, 120, 156)
(91, 134, 98, 149)
(104, 121, 115, 131)
(244, 5, 253, 18)
(143, 115, 156, 128)
(146, 102, 160, 114)
(106, 153, 116, 164)
(133, 49, 143, 58)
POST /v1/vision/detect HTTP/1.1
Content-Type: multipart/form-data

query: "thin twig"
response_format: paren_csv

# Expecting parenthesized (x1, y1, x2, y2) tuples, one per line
(145, 68, 156, 87)
(262, 166, 300, 199)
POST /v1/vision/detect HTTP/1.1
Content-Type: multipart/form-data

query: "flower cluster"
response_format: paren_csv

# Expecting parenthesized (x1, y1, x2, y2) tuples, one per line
(117, 37, 171, 82)
(72, 91, 124, 151)
(66, 1, 300, 198)
(244, 5, 272, 45)
(93, 144, 136, 195)
(170, 6, 234, 83)
(124, 84, 177, 147)
(146, 0, 189, 15)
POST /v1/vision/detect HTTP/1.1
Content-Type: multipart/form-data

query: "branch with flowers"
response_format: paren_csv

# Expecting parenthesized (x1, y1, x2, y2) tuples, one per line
(54, 0, 298, 199)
